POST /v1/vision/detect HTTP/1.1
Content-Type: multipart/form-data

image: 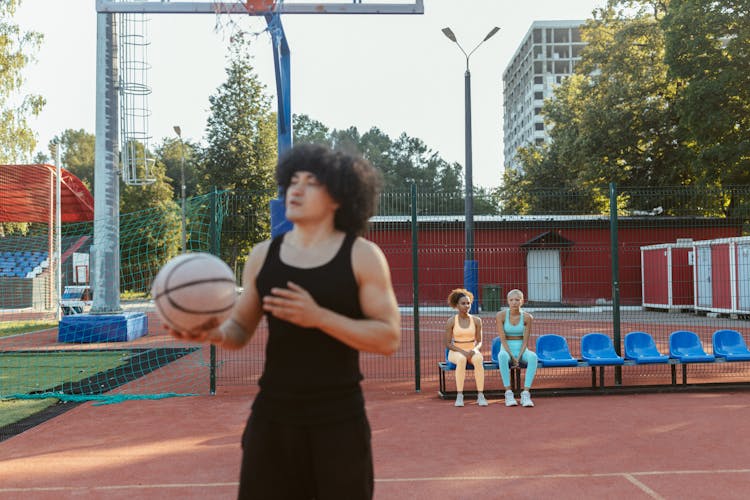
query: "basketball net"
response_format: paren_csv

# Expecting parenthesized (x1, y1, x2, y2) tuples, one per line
(213, 0, 281, 39)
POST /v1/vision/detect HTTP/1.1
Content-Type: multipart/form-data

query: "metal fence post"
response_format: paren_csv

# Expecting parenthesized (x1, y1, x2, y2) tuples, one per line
(609, 183, 622, 385)
(411, 183, 421, 392)
(209, 187, 219, 395)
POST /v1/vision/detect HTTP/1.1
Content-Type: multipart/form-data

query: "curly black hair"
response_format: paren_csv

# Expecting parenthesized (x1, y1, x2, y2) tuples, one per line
(447, 288, 474, 308)
(276, 143, 383, 236)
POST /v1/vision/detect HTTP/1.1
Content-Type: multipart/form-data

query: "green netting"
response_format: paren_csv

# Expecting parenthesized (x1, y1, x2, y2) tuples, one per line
(0, 190, 239, 413)
(2, 185, 750, 419)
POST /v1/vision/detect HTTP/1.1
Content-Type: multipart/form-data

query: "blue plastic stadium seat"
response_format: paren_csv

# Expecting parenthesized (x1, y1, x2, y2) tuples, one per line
(581, 333, 624, 366)
(536, 334, 578, 367)
(624, 331, 669, 364)
(491, 336, 501, 363)
(712, 329, 750, 361)
(669, 330, 715, 362)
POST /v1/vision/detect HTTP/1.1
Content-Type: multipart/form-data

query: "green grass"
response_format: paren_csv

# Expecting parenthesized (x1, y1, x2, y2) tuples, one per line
(0, 351, 130, 393)
(0, 351, 130, 428)
(0, 320, 58, 338)
(0, 399, 58, 428)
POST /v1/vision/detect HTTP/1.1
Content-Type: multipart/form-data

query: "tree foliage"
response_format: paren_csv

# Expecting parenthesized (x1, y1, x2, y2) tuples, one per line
(155, 136, 201, 202)
(50, 129, 95, 190)
(662, 0, 750, 214)
(0, 0, 44, 164)
(202, 35, 277, 266)
(292, 113, 498, 215)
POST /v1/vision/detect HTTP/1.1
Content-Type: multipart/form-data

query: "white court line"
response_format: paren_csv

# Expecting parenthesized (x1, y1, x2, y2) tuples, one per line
(376, 468, 750, 482)
(623, 474, 665, 500)
(2, 469, 750, 493)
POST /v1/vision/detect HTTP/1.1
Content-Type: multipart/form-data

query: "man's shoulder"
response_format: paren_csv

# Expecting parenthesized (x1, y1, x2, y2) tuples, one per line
(247, 239, 272, 268)
(351, 236, 385, 259)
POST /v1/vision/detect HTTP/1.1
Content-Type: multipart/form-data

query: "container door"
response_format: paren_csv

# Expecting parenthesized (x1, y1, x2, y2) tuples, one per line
(696, 246, 712, 308)
(527, 249, 561, 303)
(738, 243, 750, 311)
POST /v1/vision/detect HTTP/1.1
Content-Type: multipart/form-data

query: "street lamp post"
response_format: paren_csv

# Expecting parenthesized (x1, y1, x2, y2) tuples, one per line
(173, 125, 187, 254)
(442, 26, 500, 313)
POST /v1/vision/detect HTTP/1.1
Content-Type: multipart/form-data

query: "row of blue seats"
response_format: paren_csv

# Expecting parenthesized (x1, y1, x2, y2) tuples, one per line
(0, 250, 48, 258)
(535, 329, 750, 367)
(437, 330, 750, 396)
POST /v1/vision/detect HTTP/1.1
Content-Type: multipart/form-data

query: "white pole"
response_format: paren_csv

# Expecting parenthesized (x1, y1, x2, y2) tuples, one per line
(55, 144, 62, 321)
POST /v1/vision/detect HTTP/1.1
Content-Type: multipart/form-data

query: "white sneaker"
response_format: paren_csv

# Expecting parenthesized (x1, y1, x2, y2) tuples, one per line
(504, 389, 518, 407)
(521, 390, 534, 407)
(477, 393, 488, 406)
(454, 393, 464, 407)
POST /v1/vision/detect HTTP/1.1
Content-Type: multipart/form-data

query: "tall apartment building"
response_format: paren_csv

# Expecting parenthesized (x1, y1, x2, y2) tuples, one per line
(503, 20, 586, 173)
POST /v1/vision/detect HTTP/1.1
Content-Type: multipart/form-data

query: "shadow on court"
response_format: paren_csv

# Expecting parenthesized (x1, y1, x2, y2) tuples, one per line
(1, 381, 750, 499)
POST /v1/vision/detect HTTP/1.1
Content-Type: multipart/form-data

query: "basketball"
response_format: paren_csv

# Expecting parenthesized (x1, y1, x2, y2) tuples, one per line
(151, 252, 237, 332)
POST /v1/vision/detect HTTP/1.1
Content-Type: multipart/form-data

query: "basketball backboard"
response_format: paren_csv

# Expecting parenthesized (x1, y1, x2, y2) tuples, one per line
(96, 0, 424, 15)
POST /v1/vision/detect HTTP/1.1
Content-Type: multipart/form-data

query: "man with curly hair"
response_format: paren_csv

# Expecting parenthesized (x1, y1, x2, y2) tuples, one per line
(168, 143, 400, 499)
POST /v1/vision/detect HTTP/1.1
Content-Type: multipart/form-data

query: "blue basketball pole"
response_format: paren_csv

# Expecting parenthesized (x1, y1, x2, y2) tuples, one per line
(267, 14, 294, 238)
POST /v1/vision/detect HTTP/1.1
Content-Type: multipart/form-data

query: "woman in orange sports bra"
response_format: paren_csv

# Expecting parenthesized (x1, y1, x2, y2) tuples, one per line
(444, 288, 488, 407)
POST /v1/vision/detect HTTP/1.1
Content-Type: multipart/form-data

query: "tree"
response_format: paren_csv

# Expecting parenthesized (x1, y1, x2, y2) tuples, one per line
(292, 114, 332, 147)
(0, 0, 44, 164)
(50, 129, 95, 190)
(202, 34, 277, 268)
(290, 113, 484, 215)
(155, 136, 202, 200)
(663, 0, 750, 215)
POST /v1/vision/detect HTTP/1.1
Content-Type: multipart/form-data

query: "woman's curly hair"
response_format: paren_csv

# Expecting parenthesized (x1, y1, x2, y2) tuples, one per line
(447, 288, 474, 308)
(276, 144, 383, 236)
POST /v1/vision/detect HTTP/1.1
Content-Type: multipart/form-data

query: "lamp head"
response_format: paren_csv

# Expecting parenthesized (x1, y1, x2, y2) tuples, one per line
(441, 27, 457, 43)
(173, 125, 182, 137)
(484, 27, 500, 42)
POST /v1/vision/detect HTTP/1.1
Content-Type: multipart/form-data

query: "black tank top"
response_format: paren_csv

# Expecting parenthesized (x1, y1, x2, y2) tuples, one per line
(253, 232, 365, 424)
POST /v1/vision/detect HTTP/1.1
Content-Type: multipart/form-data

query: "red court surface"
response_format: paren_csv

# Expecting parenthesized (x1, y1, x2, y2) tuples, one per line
(2, 381, 750, 499)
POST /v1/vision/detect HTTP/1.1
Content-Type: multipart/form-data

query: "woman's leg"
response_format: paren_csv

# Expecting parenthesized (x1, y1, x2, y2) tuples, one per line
(447, 350, 467, 392)
(520, 350, 538, 389)
(497, 348, 511, 389)
(470, 351, 484, 392)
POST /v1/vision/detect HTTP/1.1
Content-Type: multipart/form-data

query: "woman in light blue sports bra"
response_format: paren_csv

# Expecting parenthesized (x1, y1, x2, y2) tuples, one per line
(495, 289, 538, 407)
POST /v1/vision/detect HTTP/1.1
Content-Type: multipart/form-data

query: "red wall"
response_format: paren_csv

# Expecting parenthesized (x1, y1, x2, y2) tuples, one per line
(370, 221, 739, 307)
(711, 243, 732, 309)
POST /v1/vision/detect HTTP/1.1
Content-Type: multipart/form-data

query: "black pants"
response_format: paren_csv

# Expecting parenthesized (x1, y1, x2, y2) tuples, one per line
(238, 412, 373, 500)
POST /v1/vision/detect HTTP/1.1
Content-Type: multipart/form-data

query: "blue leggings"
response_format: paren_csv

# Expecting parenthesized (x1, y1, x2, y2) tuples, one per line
(497, 340, 538, 389)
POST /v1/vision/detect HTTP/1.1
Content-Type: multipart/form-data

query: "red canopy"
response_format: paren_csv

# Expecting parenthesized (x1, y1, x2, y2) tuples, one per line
(0, 164, 94, 223)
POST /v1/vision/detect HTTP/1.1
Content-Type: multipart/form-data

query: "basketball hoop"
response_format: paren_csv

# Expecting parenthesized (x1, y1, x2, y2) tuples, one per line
(244, 0, 277, 14)
(214, 0, 279, 38)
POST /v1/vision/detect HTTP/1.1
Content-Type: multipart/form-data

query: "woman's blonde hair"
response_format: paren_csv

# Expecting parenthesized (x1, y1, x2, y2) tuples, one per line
(507, 289, 524, 300)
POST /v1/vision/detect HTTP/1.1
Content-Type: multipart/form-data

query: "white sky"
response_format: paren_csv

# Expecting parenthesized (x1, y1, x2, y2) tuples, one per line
(15, 0, 604, 188)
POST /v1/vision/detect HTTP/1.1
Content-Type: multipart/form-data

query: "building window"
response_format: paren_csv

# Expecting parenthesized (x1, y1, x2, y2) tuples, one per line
(554, 28, 570, 43)
(535, 123, 545, 131)
(534, 75, 543, 84)
(534, 91, 544, 100)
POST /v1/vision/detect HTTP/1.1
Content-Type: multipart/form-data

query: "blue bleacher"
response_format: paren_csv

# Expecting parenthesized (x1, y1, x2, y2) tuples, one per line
(0, 250, 48, 278)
